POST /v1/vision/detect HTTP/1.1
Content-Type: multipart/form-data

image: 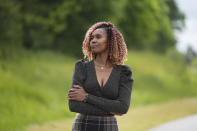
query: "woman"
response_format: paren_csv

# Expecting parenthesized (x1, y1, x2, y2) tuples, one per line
(67, 21, 134, 131)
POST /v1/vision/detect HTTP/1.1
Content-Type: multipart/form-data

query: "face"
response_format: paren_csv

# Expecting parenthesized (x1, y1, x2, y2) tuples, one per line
(90, 28, 108, 54)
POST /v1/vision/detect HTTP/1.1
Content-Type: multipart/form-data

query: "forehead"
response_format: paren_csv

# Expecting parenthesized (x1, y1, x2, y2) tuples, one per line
(91, 28, 107, 36)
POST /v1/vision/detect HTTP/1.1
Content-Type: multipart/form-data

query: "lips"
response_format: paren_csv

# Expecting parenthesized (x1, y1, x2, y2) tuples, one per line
(91, 44, 98, 48)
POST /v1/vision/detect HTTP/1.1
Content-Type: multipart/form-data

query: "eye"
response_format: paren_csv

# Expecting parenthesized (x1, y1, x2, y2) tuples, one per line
(90, 36, 93, 40)
(96, 35, 101, 39)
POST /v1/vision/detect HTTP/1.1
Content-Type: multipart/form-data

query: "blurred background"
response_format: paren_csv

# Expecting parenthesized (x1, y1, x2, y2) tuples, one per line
(0, 0, 197, 131)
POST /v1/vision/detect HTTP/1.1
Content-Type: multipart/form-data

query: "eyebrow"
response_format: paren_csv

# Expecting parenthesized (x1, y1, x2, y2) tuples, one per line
(92, 32, 102, 35)
(91, 32, 103, 37)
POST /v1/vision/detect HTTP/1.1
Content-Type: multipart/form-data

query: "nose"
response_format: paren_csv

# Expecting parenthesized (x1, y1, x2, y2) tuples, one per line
(91, 38, 96, 44)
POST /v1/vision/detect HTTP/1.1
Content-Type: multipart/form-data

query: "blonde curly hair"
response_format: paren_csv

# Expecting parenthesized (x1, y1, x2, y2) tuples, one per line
(82, 21, 128, 65)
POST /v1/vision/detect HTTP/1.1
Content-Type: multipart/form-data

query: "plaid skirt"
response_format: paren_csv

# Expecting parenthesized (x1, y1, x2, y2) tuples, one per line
(72, 113, 119, 131)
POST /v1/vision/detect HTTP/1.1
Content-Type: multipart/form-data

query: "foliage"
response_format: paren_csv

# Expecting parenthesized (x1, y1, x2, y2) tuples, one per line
(165, 0, 185, 30)
(0, 0, 185, 56)
(117, 0, 180, 53)
(0, 1, 22, 47)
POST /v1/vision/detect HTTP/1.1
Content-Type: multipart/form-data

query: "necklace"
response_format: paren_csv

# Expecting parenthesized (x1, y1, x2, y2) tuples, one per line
(94, 60, 107, 70)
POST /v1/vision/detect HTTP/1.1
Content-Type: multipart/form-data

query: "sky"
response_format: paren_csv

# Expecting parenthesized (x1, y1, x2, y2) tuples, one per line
(175, 0, 197, 54)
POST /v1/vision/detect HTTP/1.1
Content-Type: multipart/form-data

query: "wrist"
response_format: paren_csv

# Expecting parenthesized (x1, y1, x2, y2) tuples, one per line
(83, 93, 88, 102)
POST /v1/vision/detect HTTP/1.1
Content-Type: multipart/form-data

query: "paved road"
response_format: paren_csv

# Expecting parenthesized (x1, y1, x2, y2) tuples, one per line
(147, 114, 197, 131)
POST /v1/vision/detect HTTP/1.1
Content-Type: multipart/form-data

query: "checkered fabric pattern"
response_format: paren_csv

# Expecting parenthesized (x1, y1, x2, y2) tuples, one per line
(72, 113, 118, 131)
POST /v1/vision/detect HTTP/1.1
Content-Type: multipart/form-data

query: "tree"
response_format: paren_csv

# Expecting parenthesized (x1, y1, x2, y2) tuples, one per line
(165, 0, 185, 31)
(116, 0, 184, 53)
(0, 1, 22, 48)
(18, 0, 114, 56)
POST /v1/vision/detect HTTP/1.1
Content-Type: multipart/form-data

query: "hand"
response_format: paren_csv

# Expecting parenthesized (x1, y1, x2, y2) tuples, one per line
(110, 112, 123, 116)
(67, 85, 88, 102)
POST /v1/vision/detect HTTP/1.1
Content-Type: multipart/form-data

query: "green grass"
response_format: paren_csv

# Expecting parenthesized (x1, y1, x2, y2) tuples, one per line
(0, 49, 75, 131)
(0, 49, 197, 131)
(127, 50, 197, 106)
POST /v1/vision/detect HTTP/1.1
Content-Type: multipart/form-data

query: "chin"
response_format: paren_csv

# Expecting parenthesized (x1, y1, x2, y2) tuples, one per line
(91, 48, 106, 54)
(92, 48, 100, 53)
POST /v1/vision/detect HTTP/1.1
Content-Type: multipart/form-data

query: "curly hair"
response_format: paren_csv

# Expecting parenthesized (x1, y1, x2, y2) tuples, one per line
(82, 21, 128, 65)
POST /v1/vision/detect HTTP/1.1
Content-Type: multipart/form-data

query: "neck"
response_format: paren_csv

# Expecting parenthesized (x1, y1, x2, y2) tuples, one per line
(94, 51, 112, 67)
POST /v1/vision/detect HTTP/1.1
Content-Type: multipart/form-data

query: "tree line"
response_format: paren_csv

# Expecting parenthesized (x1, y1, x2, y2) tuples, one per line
(0, 0, 185, 57)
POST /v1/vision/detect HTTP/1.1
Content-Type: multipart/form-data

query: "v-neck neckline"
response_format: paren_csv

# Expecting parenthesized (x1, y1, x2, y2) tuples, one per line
(91, 60, 115, 89)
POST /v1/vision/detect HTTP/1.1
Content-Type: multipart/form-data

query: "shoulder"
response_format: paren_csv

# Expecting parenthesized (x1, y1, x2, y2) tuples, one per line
(74, 59, 89, 69)
(75, 59, 86, 65)
(117, 65, 133, 80)
(118, 65, 132, 74)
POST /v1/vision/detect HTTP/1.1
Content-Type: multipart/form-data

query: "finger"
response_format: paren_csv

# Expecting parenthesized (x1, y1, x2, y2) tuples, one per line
(73, 85, 82, 89)
(68, 96, 78, 101)
(70, 88, 79, 91)
(69, 88, 80, 94)
(69, 89, 77, 93)
(68, 91, 79, 94)
(69, 88, 76, 92)
(73, 86, 81, 89)
(68, 94, 78, 98)
(73, 85, 81, 88)
(68, 93, 78, 97)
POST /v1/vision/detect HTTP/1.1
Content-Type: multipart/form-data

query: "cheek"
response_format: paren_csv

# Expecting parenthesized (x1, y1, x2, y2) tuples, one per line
(100, 38, 108, 47)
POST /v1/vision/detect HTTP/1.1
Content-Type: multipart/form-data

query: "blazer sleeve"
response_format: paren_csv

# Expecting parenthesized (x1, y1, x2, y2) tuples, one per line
(85, 65, 134, 114)
(68, 59, 110, 115)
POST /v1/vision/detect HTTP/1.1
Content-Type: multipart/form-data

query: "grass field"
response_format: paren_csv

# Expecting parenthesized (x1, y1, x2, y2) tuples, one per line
(0, 48, 197, 131)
